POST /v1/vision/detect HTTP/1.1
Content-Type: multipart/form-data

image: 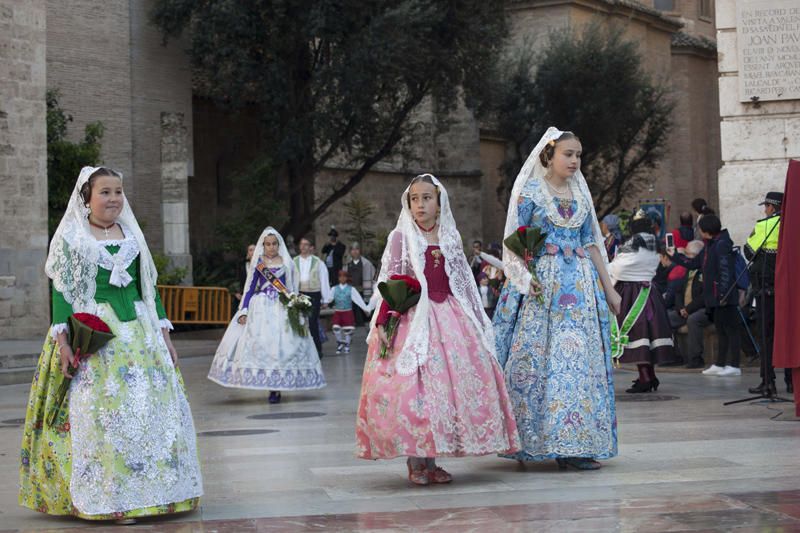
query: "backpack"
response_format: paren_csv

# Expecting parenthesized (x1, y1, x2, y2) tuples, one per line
(732, 246, 749, 291)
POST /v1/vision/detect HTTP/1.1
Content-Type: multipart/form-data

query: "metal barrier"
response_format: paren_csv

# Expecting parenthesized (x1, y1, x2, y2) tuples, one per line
(157, 285, 232, 325)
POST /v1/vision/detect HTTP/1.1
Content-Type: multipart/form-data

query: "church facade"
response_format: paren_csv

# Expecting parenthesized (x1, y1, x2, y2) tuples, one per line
(1, 0, 721, 338)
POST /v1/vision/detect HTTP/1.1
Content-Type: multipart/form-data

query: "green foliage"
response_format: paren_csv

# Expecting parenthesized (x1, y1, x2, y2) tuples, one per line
(47, 90, 104, 236)
(214, 157, 286, 254)
(489, 23, 674, 217)
(342, 194, 376, 254)
(191, 248, 242, 292)
(191, 157, 285, 290)
(150, 0, 507, 238)
(152, 252, 189, 285)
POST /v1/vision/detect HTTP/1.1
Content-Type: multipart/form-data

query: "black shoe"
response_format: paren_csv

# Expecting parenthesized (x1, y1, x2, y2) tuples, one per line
(748, 382, 766, 395)
(626, 380, 654, 393)
(268, 391, 281, 404)
(652, 377, 660, 392)
(685, 359, 705, 369)
(766, 382, 778, 398)
(787, 381, 794, 394)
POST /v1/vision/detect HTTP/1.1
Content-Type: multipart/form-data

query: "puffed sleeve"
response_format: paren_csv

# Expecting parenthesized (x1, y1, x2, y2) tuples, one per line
(240, 272, 260, 313)
(153, 288, 173, 330)
(517, 196, 536, 227)
(375, 230, 409, 326)
(580, 212, 598, 248)
(50, 287, 73, 338)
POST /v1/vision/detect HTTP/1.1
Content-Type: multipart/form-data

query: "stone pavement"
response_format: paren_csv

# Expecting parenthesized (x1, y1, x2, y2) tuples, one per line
(1, 328, 799, 532)
(0, 331, 224, 386)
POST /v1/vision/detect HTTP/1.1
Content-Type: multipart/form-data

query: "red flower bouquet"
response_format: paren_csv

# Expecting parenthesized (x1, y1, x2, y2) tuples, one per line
(377, 274, 422, 359)
(504, 225, 548, 304)
(47, 313, 115, 425)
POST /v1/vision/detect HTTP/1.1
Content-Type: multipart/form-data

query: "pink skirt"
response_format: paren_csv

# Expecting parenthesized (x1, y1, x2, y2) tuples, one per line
(356, 296, 520, 459)
(332, 310, 356, 327)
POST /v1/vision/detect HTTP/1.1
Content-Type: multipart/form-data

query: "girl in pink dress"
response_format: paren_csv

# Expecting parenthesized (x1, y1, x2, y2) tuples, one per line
(356, 174, 520, 485)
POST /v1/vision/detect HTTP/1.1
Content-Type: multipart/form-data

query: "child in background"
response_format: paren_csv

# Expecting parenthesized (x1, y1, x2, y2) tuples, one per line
(477, 272, 498, 318)
(331, 270, 372, 354)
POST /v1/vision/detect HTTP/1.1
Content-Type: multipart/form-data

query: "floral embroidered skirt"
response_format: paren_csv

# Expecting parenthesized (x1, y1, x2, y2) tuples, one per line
(19, 303, 203, 520)
(208, 293, 326, 390)
(494, 254, 618, 462)
(356, 296, 520, 459)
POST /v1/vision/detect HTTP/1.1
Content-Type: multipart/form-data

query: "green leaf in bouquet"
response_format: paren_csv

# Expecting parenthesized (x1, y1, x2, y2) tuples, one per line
(68, 315, 115, 356)
(378, 279, 421, 314)
(525, 227, 548, 256)
(503, 231, 526, 259)
(395, 291, 421, 313)
(377, 280, 405, 309)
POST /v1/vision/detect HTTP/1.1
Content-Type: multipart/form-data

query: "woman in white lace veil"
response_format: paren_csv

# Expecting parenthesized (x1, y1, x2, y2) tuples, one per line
(46, 166, 169, 342)
(238, 227, 298, 314)
(21, 166, 203, 522)
(208, 226, 325, 402)
(492, 127, 619, 471)
(357, 174, 520, 486)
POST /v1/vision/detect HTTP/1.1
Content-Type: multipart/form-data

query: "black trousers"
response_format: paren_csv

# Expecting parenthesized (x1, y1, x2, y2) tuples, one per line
(756, 292, 792, 383)
(302, 291, 323, 356)
(714, 306, 741, 368)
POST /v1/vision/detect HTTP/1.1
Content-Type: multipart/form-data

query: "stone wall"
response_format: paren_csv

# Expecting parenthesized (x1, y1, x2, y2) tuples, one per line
(160, 112, 191, 281)
(716, 0, 800, 243)
(0, 0, 50, 338)
(46, 0, 193, 251)
(493, 0, 721, 233)
(669, 37, 721, 221)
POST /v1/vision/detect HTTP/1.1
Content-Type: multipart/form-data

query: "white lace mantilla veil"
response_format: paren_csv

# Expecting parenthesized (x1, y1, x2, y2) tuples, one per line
(502, 126, 608, 295)
(45, 166, 165, 337)
(367, 174, 497, 376)
(237, 227, 297, 316)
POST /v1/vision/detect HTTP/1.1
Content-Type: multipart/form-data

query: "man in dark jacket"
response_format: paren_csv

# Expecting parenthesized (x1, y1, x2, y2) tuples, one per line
(667, 240, 707, 368)
(669, 215, 742, 376)
(322, 226, 346, 283)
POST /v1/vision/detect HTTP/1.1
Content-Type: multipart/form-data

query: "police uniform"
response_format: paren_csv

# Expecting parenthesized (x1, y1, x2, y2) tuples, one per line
(745, 191, 792, 393)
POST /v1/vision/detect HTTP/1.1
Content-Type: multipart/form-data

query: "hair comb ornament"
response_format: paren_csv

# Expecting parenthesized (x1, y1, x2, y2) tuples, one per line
(633, 209, 647, 221)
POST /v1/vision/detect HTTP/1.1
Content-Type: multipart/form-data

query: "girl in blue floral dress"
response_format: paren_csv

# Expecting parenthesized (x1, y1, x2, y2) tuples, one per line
(493, 128, 621, 470)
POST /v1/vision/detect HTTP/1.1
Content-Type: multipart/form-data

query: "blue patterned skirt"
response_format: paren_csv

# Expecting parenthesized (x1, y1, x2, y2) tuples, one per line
(493, 253, 617, 461)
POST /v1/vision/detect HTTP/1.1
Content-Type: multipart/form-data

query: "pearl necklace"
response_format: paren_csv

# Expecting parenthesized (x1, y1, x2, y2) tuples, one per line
(545, 177, 570, 195)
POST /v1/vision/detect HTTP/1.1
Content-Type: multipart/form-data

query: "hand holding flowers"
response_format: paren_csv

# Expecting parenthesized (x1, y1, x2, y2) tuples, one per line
(376, 275, 422, 358)
(49, 313, 115, 426)
(503, 226, 548, 303)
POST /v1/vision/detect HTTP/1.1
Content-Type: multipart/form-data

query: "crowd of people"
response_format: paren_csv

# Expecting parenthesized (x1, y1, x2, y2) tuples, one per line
(17, 126, 793, 523)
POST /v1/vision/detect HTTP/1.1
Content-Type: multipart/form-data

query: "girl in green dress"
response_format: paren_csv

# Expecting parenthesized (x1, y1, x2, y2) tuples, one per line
(19, 166, 203, 523)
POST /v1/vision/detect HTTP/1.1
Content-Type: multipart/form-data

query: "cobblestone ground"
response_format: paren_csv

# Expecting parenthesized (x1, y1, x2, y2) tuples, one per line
(1, 329, 799, 532)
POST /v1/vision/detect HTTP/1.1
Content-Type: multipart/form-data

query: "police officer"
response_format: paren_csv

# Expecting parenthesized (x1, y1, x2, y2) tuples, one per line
(745, 191, 792, 395)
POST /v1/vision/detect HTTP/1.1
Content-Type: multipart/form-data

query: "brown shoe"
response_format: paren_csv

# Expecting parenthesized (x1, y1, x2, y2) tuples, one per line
(407, 460, 430, 486)
(428, 466, 453, 484)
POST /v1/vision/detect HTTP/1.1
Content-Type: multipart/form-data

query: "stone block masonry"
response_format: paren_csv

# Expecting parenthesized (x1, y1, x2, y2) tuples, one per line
(0, 1, 49, 339)
(717, 0, 800, 244)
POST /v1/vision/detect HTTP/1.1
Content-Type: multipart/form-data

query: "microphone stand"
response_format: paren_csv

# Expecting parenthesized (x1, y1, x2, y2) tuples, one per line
(723, 213, 791, 406)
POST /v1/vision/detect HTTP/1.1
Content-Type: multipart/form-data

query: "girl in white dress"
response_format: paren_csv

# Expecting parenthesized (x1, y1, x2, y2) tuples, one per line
(208, 227, 325, 403)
